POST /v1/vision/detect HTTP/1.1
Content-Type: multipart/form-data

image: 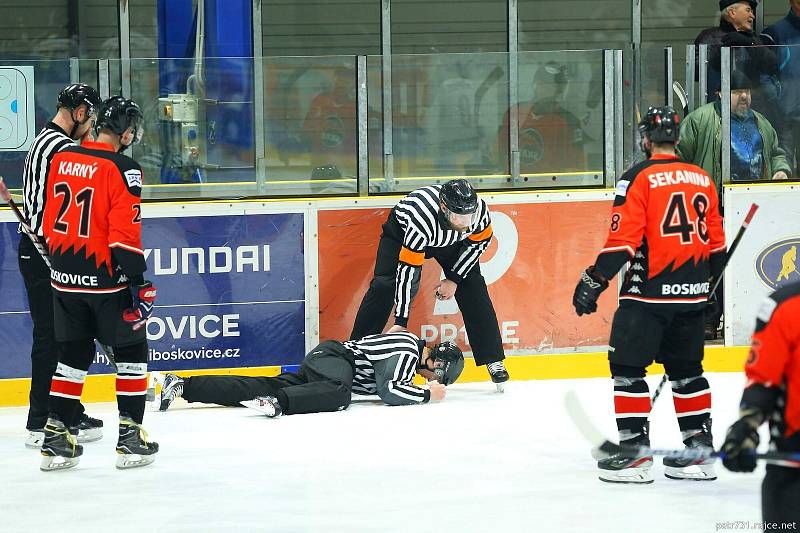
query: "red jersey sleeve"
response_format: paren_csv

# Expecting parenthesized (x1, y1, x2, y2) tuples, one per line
(747, 296, 793, 389)
(594, 167, 648, 280)
(108, 162, 146, 281)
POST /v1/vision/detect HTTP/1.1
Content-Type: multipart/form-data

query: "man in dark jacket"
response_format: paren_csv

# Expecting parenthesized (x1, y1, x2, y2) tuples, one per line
(694, 1, 780, 124)
(764, 1, 800, 174)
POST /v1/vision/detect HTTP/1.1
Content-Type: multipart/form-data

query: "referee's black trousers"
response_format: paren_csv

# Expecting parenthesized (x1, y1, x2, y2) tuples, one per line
(18, 237, 85, 430)
(350, 219, 504, 366)
(182, 341, 354, 415)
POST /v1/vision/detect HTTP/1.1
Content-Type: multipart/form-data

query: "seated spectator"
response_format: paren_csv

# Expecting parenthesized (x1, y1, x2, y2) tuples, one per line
(764, 0, 800, 174)
(694, 1, 779, 121)
(678, 71, 790, 186)
(496, 61, 587, 175)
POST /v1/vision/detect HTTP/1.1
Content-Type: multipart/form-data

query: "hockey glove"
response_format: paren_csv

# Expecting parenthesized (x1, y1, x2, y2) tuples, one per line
(123, 281, 157, 331)
(721, 413, 760, 473)
(573, 266, 609, 316)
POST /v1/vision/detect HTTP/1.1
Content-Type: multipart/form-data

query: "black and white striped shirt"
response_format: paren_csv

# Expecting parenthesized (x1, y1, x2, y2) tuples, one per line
(343, 332, 430, 405)
(22, 123, 74, 236)
(393, 184, 493, 323)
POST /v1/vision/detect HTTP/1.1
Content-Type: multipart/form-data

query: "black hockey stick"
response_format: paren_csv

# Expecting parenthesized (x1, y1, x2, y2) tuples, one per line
(672, 80, 689, 116)
(565, 390, 800, 467)
(650, 203, 759, 407)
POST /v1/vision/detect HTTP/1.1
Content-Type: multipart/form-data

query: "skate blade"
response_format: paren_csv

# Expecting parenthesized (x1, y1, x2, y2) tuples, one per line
(240, 398, 278, 417)
(116, 453, 156, 469)
(664, 464, 717, 481)
(495, 382, 505, 393)
(76, 428, 103, 443)
(40, 454, 80, 471)
(598, 466, 654, 484)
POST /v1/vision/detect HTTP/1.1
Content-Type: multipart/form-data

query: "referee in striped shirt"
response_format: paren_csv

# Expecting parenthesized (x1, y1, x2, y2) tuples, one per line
(18, 83, 103, 447)
(156, 331, 464, 415)
(350, 179, 509, 387)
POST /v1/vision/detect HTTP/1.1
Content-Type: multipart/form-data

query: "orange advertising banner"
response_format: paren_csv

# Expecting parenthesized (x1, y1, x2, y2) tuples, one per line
(318, 199, 616, 353)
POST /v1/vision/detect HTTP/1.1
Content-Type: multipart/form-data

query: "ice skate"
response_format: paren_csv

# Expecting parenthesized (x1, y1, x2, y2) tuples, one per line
(487, 361, 509, 392)
(597, 453, 654, 484)
(40, 417, 83, 471)
(663, 420, 717, 481)
(241, 396, 283, 418)
(158, 373, 184, 411)
(597, 432, 653, 484)
(116, 415, 159, 469)
(25, 429, 44, 449)
(71, 413, 103, 443)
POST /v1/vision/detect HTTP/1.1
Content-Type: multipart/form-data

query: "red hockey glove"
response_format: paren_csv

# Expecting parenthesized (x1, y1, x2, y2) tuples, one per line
(123, 281, 157, 331)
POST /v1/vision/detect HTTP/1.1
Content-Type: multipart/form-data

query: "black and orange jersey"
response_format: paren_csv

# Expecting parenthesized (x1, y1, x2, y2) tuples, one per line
(42, 141, 146, 295)
(593, 153, 726, 306)
(744, 283, 800, 450)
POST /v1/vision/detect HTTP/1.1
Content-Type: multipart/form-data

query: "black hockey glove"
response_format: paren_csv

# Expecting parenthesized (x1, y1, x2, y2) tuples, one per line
(721, 414, 760, 473)
(123, 281, 157, 331)
(573, 266, 609, 316)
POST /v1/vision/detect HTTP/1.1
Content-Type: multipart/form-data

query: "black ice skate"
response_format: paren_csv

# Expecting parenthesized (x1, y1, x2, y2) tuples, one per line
(40, 417, 83, 471)
(116, 415, 159, 469)
(70, 413, 103, 443)
(597, 434, 653, 484)
(487, 361, 509, 392)
(158, 373, 184, 411)
(240, 396, 283, 418)
(663, 419, 717, 481)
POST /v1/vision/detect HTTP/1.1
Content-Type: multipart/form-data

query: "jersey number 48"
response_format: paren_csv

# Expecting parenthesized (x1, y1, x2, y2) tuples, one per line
(660, 191, 709, 244)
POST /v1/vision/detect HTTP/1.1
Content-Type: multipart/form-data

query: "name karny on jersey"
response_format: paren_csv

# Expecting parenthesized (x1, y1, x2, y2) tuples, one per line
(57, 161, 99, 179)
(648, 170, 710, 188)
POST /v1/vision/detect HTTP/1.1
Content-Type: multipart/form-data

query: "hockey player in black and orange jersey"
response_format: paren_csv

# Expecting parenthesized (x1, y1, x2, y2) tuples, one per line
(721, 283, 800, 526)
(572, 106, 726, 484)
(39, 96, 158, 471)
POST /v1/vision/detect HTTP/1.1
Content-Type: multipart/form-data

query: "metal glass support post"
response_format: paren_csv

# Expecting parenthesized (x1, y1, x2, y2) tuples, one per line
(614, 49, 624, 180)
(98, 59, 110, 100)
(357, 55, 369, 196)
(685, 44, 696, 112)
(604, 50, 617, 186)
(380, 0, 394, 189)
(631, 0, 642, 160)
(699, 44, 709, 105)
(252, 0, 268, 194)
(508, 0, 520, 182)
(756, 1, 764, 34)
(118, 0, 131, 98)
(721, 47, 731, 186)
(665, 47, 673, 107)
(69, 57, 79, 84)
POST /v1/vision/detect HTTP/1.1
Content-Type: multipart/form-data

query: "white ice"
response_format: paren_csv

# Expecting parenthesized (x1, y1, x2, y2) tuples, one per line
(0, 373, 767, 533)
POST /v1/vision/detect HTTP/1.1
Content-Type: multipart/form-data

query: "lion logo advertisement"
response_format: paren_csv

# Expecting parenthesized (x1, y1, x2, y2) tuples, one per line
(755, 238, 800, 289)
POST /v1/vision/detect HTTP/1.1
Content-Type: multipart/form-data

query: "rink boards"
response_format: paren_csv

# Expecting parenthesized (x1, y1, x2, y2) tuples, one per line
(0, 185, 793, 405)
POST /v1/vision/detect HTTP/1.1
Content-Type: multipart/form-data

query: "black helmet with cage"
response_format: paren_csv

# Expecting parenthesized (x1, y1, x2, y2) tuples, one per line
(426, 341, 465, 386)
(95, 96, 144, 152)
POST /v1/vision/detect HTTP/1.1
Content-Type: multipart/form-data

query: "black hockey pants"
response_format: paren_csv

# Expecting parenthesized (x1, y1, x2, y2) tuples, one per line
(182, 341, 355, 415)
(18, 237, 85, 430)
(762, 466, 800, 527)
(349, 214, 504, 365)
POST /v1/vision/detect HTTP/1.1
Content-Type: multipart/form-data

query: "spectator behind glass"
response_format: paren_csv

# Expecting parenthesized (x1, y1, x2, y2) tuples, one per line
(677, 70, 790, 189)
(694, 1, 780, 127)
(764, 0, 800, 175)
(496, 61, 587, 175)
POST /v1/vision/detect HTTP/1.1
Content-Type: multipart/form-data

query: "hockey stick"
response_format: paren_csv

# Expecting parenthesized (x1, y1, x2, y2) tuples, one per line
(565, 390, 800, 467)
(0, 177, 155, 400)
(650, 203, 760, 406)
(672, 80, 689, 116)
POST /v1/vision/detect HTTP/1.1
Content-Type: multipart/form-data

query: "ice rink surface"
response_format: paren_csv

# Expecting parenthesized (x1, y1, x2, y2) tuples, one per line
(0, 373, 767, 533)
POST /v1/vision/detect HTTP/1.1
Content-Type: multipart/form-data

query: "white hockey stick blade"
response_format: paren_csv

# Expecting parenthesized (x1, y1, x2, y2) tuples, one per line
(564, 390, 610, 459)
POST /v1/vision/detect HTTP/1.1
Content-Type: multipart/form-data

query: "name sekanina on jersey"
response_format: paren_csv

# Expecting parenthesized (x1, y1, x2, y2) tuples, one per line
(42, 141, 146, 295)
(747, 283, 800, 450)
(594, 154, 726, 306)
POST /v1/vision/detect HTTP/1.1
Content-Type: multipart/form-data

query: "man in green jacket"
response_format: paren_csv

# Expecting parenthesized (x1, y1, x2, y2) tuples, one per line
(677, 71, 790, 191)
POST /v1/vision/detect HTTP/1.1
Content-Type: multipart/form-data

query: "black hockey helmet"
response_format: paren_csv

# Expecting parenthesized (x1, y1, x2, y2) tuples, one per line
(428, 341, 465, 386)
(96, 96, 144, 149)
(57, 83, 101, 114)
(439, 179, 479, 231)
(639, 106, 680, 145)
